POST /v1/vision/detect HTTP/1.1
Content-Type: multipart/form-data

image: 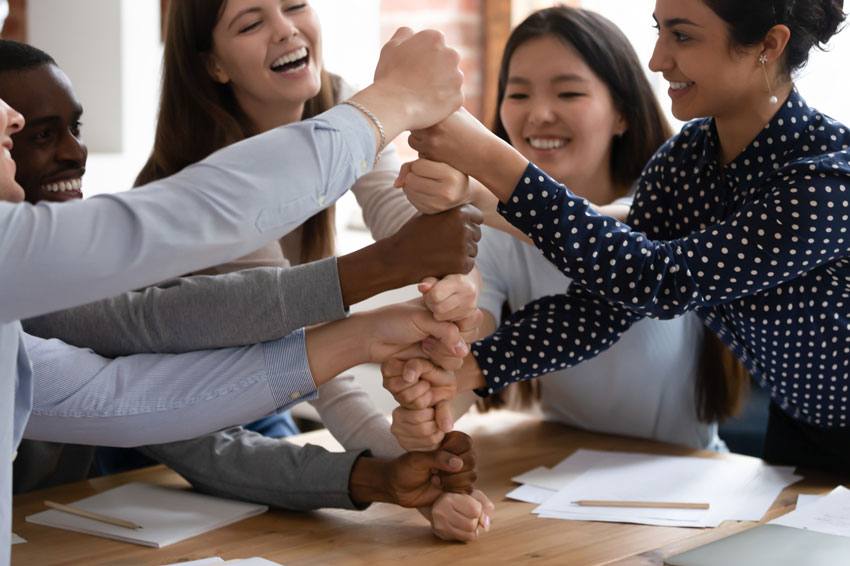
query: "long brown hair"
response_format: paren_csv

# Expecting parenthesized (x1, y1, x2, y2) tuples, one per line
(478, 6, 750, 423)
(135, 0, 336, 263)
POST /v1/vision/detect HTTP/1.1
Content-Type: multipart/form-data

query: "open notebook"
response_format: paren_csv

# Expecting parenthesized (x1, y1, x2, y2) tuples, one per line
(26, 482, 268, 548)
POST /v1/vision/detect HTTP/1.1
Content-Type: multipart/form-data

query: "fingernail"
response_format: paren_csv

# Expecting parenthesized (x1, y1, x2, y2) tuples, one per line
(439, 419, 453, 433)
(483, 515, 490, 532)
(449, 456, 462, 469)
(453, 340, 468, 356)
(422, 341, 434, 356)
(403, 368, 417, 383)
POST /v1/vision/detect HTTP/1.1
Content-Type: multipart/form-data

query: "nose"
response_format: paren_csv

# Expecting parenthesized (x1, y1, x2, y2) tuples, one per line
(2, 102, 25, 137)
(528, 98, 556, 126)
(270, 10, 298, 43)
(648, 36, 671, 74)
(58, 130, 88, 166)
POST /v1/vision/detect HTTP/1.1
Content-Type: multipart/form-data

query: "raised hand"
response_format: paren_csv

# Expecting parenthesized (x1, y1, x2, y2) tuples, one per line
(352, 28, 463, 140)
(435, 431, 477, 494)
(382, 357, 458, 410)
(419, 273, 481, 323)
(391, 403, 452, 451)
(395, 158, 471, 215)
(382, 204, 482, 282)
(427, 489, 494, 542)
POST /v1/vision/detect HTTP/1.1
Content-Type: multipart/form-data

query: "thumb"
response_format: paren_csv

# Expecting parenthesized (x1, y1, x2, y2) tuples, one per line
(418, 276, 438, 294)
(434, 400, 454, 433)
(395, 160, 414, 188)
(412, 449, 463, 474)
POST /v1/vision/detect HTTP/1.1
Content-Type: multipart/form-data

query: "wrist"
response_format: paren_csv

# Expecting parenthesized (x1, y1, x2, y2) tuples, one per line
(349, 456, 393, 505)
(337, 242, 399, 307)
(457, 354, 486, 392)
(475, 136, 529, 203)
(304, 316, 371, 386)
(350, 82, 411, 144)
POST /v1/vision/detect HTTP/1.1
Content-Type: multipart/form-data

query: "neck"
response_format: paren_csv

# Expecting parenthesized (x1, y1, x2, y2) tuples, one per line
(243, 100, 306, 134)
(714, 82, 792, 165)
(560, 162, 623, 206)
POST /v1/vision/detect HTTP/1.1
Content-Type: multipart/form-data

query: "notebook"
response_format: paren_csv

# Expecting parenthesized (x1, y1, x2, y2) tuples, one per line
(26, 482, 268, 548)
(664, 524, 850, 566)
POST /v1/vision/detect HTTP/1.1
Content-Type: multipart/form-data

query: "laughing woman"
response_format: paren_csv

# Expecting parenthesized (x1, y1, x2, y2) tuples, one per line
(395, 0, 850, 472)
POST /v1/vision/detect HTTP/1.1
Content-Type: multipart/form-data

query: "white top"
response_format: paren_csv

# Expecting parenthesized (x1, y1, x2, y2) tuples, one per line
(476, 225, 723, 451)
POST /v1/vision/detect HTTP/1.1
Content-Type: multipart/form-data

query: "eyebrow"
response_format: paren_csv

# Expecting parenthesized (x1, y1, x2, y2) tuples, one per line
(652, 14, 702, 27)
(20, 107, 83, 129)
(228, 6, 261, 30)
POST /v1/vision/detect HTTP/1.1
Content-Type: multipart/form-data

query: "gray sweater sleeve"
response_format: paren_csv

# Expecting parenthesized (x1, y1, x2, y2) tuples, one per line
(21, 258, 346, 356)
(138, 428, 367, 511)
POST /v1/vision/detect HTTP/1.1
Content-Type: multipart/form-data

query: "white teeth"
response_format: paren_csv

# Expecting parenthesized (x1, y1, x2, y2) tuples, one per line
(669, 81, 694, 90)
(528, 138, 567, 150)
(271, 46, 308, 69)
(41, 178, 82, 193)
(2, 148, 10, 160)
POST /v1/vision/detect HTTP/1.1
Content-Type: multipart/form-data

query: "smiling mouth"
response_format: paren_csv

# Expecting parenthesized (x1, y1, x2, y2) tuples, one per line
(270, 46, 309, 74)
(41, 177, 82, 194)
(527, 137, 567, 150)
(669, 81, 694, 91)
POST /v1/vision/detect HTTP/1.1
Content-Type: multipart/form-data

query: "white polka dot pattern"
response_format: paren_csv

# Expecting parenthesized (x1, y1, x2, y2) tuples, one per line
(473, 90, 850, 429)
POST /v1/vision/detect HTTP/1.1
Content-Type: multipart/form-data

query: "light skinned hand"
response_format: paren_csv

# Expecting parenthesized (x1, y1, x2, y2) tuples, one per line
(382, 357, 458, 412)
(391, 400, 456, 451)
(428, 489, 494, 542)
(419, 274, 480, 322)
(408, 108, 500, 179)
(372, 28, 464, 131)
(365, 299, 468, 364)
(395, 158, 471, 214)
(390, 306, 481, 371)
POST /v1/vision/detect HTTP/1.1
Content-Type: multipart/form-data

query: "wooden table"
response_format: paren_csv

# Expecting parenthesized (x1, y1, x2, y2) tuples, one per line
(11, 411, 847, 565)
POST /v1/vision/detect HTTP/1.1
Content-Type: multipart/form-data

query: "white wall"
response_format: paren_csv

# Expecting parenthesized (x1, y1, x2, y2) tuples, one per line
(583, 0, 850, 128)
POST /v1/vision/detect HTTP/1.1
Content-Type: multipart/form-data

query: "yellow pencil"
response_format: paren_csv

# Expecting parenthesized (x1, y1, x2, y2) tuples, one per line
(44, 500, 143, 530)
(572, 500, 710, 510)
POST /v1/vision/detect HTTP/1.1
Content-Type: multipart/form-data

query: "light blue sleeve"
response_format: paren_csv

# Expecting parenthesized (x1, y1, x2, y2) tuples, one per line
(0, 105, 375, 324)
(21, 329, 317, 447)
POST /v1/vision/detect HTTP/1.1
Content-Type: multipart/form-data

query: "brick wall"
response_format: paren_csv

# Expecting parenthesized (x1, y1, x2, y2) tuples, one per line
(1, 0, 27, 42)
(380, 0, 484, 161)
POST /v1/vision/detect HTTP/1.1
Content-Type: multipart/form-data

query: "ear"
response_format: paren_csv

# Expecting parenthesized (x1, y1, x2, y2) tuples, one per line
(205, 53, 230, 84)
(760, 24, 791, 65)
(613, 112, 628, 138)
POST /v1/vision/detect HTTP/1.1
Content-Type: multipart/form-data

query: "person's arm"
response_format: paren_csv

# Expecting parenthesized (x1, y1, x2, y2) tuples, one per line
(1, 28, 464, 325)
(22, 262, 346, 356)
(139, 428, 475, 511)
(23, 299, 466, 446)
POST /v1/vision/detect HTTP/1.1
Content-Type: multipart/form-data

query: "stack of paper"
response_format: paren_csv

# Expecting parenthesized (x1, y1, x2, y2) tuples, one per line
(770, 485, 850, 537)
(26, 482, 268, 548)
(507, 449, 801, 527)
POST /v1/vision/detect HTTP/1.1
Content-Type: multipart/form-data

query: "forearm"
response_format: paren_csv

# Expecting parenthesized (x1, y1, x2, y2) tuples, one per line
(304, 313, 372, 386)
(349, 456, 396, 505)
(22, 261, 346, 356)
(140, 428, 368, 511)
(24, 331, 317, 446)
(337, 241, 408, 308)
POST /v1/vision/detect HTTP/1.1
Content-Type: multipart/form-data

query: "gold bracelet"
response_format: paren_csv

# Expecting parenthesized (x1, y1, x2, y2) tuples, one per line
(341, 99, 385, 164)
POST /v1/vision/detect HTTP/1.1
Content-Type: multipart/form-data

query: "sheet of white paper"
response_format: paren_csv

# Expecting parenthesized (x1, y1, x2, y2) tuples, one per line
(506, 484, 556, 505)
(770, 485, 850, 537)
(10, 533, 26, 545)
(533, 450, 763, 527)
(721, 464, 802, 521)
(226, 559, 284, 566)
(26, 482, 268, 548)
(163, 558, 224, 566)
(796, 493, 825, 509)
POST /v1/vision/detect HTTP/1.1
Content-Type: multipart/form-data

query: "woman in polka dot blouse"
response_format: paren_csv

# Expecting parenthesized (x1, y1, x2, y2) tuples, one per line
(394, 0, 850, 472)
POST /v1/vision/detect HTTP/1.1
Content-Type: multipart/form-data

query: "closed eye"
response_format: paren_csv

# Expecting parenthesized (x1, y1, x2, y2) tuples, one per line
(506, 93, 529, 100)
(238, 20, 261, 34)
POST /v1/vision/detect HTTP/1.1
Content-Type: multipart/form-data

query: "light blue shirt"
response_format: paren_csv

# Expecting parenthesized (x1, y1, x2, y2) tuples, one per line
(0, 104, 375, 564)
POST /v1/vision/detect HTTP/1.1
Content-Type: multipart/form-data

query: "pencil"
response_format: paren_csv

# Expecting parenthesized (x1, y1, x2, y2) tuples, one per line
(572, 500, 710, 510)
(44, 500, 143, 530)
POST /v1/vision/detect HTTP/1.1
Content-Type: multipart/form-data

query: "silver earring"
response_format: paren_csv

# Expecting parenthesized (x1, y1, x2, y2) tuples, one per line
(759, 54, 779, 104)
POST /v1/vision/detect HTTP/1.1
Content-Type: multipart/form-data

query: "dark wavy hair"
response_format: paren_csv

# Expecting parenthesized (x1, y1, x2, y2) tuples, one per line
(703, 0, 847, 75)
(491, 6, 673, 192)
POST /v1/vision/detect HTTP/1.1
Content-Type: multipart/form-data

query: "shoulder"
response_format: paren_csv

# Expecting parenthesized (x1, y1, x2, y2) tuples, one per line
(643, 118, 710, 174)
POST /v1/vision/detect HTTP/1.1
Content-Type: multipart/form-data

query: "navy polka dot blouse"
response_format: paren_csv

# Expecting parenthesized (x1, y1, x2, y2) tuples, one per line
(472, 89, 850, 429)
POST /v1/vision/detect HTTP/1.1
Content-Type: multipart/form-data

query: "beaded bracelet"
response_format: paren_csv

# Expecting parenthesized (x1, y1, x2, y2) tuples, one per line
(341, 99, 386, 164)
